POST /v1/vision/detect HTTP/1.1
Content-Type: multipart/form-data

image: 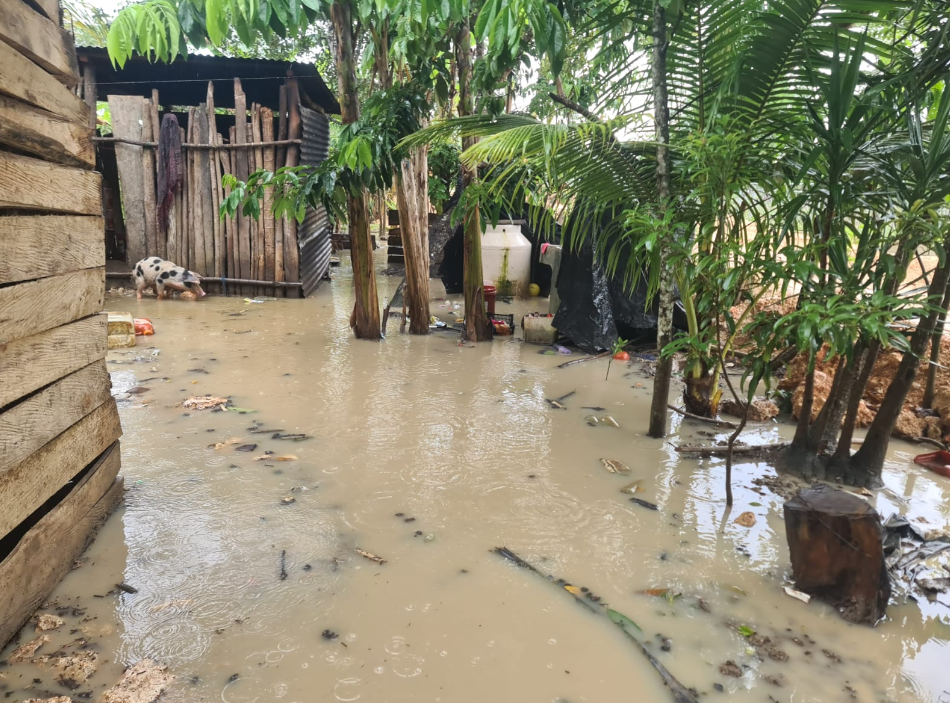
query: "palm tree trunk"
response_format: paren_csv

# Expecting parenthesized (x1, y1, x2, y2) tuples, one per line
(331, 0, 380, 339)
(373, 23, 430, 336)
(850, 241, 950, 486)
(456, 19, 491, 342)
(648, 1, 674, 438)
(395, 146, 431, 334)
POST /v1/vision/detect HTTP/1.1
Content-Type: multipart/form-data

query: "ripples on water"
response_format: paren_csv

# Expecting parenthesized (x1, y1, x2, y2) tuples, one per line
(2, 262, 948, 703)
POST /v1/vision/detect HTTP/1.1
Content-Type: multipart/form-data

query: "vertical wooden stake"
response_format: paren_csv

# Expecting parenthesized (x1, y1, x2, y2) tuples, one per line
(234, 79, 250, 294)
(141, 98, 159, 260)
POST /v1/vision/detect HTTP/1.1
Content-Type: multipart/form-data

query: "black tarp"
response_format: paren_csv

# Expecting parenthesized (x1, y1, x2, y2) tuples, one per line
(553, 238, 661, 353)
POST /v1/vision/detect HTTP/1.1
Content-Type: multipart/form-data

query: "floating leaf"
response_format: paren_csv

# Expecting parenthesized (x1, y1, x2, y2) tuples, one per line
(738, 625, 756, 637)
(637, 588, 670, 597)
(607, 608, 642, 633)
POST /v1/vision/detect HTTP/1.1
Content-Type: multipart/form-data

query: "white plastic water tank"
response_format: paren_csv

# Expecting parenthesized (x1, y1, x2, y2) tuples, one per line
(482, 223, 532, 298)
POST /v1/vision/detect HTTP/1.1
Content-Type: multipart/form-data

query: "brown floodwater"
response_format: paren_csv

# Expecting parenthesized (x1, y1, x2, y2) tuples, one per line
(2, 253, 950, 703)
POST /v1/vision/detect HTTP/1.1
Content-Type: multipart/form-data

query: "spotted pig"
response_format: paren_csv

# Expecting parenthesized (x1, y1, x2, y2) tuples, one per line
(132, 257, 206, 300)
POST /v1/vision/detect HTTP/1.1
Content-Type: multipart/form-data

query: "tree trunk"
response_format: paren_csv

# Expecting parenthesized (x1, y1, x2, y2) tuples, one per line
(831, 342, 878, 466)
(922, 279, 950, 408)
(331, 0, 380, 339)
(784, 485, 890, 625)
(850, 244, 950, 485)
(648, 2, 674, 438)
(456, 19, 491, 342)
(395, 146, 431, 335)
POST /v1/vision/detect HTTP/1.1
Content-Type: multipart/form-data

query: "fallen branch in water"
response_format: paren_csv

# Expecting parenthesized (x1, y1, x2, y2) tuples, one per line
(493, 547, 698, 703)
(557, 351, 610, 368)
(667, 405, 737, 429)
(675, 443, 788, 456)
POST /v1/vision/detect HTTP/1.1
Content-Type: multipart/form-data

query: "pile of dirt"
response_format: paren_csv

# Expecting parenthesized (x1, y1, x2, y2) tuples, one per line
(777, 337, 950, 441)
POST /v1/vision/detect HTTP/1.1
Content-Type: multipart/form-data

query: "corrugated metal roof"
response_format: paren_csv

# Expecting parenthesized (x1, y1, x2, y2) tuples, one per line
(298, 106, 332, 296)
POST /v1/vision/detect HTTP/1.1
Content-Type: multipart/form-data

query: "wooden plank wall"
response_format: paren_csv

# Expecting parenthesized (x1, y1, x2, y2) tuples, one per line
(99, 77, 304, 297)
(0, 0, 124, 649)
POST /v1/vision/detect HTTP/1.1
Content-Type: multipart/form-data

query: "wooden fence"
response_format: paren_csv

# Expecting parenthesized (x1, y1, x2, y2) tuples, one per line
(0, 0, 123, 647)
(100, 76, 306, 297)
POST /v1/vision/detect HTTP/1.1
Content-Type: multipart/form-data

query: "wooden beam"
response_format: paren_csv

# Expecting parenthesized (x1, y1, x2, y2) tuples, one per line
(0, 360, 112, 475)
(0, 151, 100, 214)
(0, 0, 80, 86)
(141, 97, 159, 261)
(0, 267, 104, 346)
(0, 215, 102, 285)
(28, 0, 59, 22)
(0, 315, 107, 408)
(196, 99, 214, 276)
(234, 80, 251, 289)
(109, 95, 146, 265)
(82, 62, 97, 129)
(0, 442, 123, 648)
(0, 39, 86, 123)
(0, 401, 121, 538)
(261, 106, 276, 286)
(0, 94, 94, 167)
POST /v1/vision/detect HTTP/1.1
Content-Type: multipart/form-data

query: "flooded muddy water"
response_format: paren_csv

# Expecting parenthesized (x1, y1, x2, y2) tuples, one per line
(3, 254, 950, 703)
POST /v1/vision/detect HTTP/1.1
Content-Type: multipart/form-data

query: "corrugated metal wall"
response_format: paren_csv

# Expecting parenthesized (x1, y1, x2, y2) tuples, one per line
(298, 106, 332, 296)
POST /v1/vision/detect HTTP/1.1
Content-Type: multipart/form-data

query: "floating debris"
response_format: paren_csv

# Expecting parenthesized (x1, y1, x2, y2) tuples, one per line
(115, 582, 138, 594)
(35, 614, 64, 632)
(272, 432, 312, 441)
(784, 586, 812, 603)
(734, 512, 757, 527)
(101, 659, 174, 703)
(235, 444, 258, 452)
(181, 395, 229, 411)
(629, 498, 658, 511)
(8, 634, 49, 662)
(600, 458, 630, 474)
(280, 495, 296, 505)
(619, 480, 645, 494)
(355, 548, 386, 565)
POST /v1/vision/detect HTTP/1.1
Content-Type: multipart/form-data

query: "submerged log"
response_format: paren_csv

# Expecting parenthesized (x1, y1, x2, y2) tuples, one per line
(783, 485, 890, 625)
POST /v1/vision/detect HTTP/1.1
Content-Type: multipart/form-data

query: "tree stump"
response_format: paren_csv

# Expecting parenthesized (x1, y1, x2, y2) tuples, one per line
(783, 485, 890, 624)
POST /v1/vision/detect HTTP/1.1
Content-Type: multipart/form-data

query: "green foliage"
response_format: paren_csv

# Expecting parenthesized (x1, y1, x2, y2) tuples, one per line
(426, 140, 460, 211)
(221, 82, 431, 225)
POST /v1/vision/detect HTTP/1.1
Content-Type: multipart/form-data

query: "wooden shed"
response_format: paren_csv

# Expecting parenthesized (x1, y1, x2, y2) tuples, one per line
(0, 0, 123, 647)
(77, 48, 340, 297)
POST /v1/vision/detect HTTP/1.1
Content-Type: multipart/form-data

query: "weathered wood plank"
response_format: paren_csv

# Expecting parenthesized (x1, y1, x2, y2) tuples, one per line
(207, 83, 223, 278)
(261, 107, 277, 286)
(0, 268, 104, 346)
(0, 94, 95, 167)
(29, 0, 59, 22)
(0, 360, 112, 475)
(0, 39, 86, 123)
(142, 98, 159, 260)
(0, 215, 103, 285)
(109, 95, 146, 265)
(0, 151, 100, 214)
(0, 442, 123, 648)
(0, 400, 121, 538)
(82, 62, 97, 129)
(0, 315, 107, 408)
(196, 101, 214, 276)
(0, 0, 80, 85)
(234, 80, 251, 288)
